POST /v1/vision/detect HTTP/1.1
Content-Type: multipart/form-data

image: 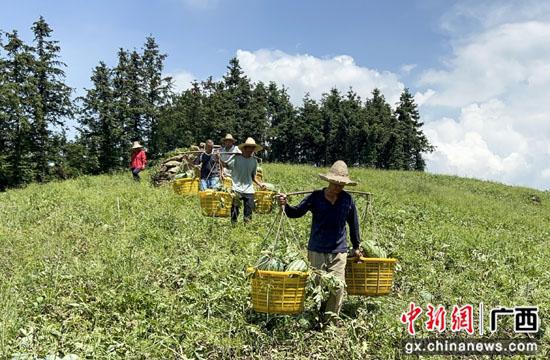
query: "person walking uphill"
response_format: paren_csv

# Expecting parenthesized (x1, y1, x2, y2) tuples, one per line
(278, 160, 362, 325)
(220, 134, 241, 177)
(223, 137, 266, 223)
(194, 139, 221, 191)
(130, 141, 147, 181)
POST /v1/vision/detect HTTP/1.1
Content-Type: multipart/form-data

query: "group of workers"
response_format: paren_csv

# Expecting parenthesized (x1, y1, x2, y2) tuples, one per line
(129, 134, 363, 326)
(193, 134, 267, 224)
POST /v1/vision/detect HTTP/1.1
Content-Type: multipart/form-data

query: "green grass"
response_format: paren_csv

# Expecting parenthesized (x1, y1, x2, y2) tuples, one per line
(1, 164, 549, 359)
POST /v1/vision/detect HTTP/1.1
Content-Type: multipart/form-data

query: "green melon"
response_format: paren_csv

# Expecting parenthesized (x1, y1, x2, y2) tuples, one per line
(266, 258, 285, 271)
(255, 255, 271, 270)
(286, 259, 308, 272)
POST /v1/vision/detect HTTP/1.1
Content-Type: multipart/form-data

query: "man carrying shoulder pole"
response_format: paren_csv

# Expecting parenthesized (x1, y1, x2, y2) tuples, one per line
(222, 137, 266, 223)
(220, 134, 240, 178)
(278, 160, 362, 325)
(194, 139, 221, 191)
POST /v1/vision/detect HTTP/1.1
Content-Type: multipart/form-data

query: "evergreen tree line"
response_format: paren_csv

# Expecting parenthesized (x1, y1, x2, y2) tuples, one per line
(76, 36, 172, 174)
(157, 59, 433, 171)
(0, 17, 433, 190)
(0, 17, 72, 189)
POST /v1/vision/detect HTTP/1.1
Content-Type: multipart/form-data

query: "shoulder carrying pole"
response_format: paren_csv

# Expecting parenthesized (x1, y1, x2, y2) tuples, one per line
(283, 189, 373, 209)
(285, 190, 373, 197)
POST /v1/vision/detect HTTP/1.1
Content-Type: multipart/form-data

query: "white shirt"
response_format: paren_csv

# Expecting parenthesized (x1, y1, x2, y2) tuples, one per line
(220, 145, 241, 176)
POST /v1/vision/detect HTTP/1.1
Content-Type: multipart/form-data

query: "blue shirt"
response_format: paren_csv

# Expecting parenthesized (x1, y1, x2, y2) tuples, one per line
(194, 152, 220, 179)
(284, 189, 361, 253)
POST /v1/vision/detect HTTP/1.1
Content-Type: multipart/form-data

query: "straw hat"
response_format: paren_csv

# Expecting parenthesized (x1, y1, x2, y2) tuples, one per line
(222, 133, 236, 143)
(132, 141, 143, 149)
(238, 137, 263, 152)
(319, 160, 357, 186)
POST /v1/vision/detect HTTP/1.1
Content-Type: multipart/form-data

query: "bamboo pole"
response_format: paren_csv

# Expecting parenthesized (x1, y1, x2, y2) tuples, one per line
(282, 189, 373, 209)
(285, 190, 373, 197)
(175, 150, 242, 155)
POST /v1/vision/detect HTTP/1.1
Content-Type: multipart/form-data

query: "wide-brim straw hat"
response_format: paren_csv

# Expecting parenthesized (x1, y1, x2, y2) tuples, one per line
(222, 133, 236, 143)
(132, 141, 143, 149)
(238, 137, 263, 152)
(319, 160, 357, 186)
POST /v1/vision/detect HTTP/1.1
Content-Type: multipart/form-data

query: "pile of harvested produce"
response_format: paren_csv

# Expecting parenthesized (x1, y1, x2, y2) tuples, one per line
(248, 208, 352, 315)
(247, 207, 310, 314)
(150, 147, 200, 187)
(254, 252, 309, 272)
(362, 238, 387, 258)
(252, 204, 308, 271)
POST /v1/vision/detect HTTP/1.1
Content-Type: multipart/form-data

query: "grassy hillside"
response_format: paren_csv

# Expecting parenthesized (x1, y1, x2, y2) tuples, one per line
(1, 164, 549, 359)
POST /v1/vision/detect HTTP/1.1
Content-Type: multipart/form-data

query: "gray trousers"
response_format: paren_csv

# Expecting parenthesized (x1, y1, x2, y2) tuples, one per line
(308, 250, 347, 319)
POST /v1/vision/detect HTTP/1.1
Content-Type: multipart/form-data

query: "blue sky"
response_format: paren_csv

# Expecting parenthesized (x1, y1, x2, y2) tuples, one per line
(2, 0, 549, 189)
(1, 0, 451, 92)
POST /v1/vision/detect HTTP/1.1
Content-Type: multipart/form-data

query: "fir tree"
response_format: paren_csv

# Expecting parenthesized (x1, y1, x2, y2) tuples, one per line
(247, 81, 269, 146)
(0, 32, 9, 189)
(364, 89, 395, 168)
(30, 16, 73, 182)
(201, 77, 228, 142)
(223, 57, 253, 141)
(297, 94, 324, 164)
(141, 36, 172, 156)
(320, 88, 345, 165)
(126, 50, 144, 142)
(340, 89, 364, 164)
(112, 48, 135, 160)
(112, 49, 141, 150)
(78, 62, 118, 173)
(266, 83, 296, 162)
(395, 88, 433, 170)
(1, 31, 36, 186)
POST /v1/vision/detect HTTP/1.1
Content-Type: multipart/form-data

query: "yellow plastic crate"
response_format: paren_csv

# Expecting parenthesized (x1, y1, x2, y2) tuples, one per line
(198, 191, 233, 217)
(223, 177, 233, 189)
(173, 178, 199, 195)
(256, 172, 264, 182)
(345, 257, 397, 296)
(254, 191, 275, 214)
(248, 267, 308, 315)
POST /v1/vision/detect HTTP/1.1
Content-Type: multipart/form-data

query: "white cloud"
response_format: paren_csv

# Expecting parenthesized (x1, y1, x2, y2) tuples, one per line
(440, 0, 550, 34)
(419, 19, 550, 189)
(423, 100, 541, 186)
(541, 168, 550, 180)
(425, 132, 528, 180)
(419, 21, 550, 108)
(415, 1, 550, 190)
(167, 70, 196, 93)
(236, 49, 405, 105)
(414, 89, 435, 107)
(400, 64, 417, 74)
(424, 101, 549, 188)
